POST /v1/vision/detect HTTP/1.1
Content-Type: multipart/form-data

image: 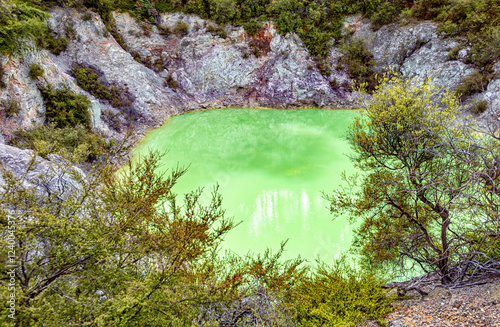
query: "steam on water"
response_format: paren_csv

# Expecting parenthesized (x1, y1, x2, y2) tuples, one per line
(132, 108, 358, 264)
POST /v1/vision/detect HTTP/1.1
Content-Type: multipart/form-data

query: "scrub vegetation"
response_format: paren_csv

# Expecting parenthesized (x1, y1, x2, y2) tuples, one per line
(328, 76, 500, 288)
(2, 0, 499, 94)
(1, 0, 500, 325)
(0, 148, 394, 326)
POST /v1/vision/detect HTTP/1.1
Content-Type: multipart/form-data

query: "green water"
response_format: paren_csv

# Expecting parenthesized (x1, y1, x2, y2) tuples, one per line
(132, 108, 358, 264)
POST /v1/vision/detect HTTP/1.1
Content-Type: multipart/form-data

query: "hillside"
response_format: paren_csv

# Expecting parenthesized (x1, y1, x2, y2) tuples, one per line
(0, 1, 499, 326)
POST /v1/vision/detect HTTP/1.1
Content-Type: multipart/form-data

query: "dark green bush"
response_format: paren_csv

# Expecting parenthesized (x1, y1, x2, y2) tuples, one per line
(174, 20, 189, 36)
(108, 18, 128, 50)
(472, 100, 488, 115)
(37, 29, 69, 55)
(341, 38, 377, 92)
(243, 18, 261, 36)
(410, 0, 448, 20)
(71, 65, 112, 100)
(70, 64, 133, 109)
(0, 0, 48, 54)
(164, 75, 178, 89)
(285, 259, 393, 326)
(159, 25, 171, 36)
(82, 12, 92, 21)
(29, 63, 44, 79)
(39, 84, 92, 129)
(209, 0, 237, 24)
(10, 123, 112, 163)
(369, 1, 402, 28)
(249, 38, 269, 57)
(447, 46, 460, 61)
(455, 69, 494, 99)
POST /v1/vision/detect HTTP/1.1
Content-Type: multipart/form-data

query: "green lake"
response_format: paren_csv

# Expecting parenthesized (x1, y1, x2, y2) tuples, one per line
(132, 108, 359, 264)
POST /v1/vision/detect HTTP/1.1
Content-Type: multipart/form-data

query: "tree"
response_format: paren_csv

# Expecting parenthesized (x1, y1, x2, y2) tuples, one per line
(0, 148, 238, 325)
(0, 145, 314, 326)
(327, 76, 500, 286)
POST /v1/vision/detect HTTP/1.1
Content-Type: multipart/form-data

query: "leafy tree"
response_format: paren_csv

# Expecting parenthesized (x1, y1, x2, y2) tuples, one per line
(0, 150, 237, 325)
(327, 76, 500, 286)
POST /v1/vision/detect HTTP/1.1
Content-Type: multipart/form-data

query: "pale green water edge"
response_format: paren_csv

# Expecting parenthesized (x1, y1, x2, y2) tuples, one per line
(132, 108, 359, 264)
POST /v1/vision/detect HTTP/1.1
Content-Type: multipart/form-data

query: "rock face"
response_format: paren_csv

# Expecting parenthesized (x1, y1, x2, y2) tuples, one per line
(0, 143, 84, 198)
(0, 8, 499, 141)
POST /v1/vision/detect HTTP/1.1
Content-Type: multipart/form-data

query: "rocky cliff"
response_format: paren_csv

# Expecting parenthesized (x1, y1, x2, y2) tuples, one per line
(0, 8, 498, 141)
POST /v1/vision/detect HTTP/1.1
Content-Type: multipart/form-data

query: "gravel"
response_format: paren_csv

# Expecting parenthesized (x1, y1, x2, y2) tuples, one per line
(359, 275, 500, 327)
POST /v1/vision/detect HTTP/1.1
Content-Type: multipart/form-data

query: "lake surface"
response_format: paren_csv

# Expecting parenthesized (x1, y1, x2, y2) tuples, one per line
(132, 108, 358, 264)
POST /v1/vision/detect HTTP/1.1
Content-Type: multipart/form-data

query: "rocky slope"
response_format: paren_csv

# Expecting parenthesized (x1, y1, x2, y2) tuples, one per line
(0, 8, 499, 141)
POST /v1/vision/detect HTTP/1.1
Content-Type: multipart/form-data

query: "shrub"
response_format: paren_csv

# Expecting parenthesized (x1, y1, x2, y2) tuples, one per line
(447, 46, 460, 61)
(286, 259, 393, 326)
(37, 30, 69, 55)
(249, 38, 269, 57)
(341, 38, 377, 92)
(108, 18, 128, 50)
(316, 58, 331, 76)
(82, 12, 92, 21)
(244, 18, 261, 36)
(164, 75, 178, 89)
(10, 123, 112, 163)
(0, 0, 48, 54)
(159, 25, 171, 36)
(207, 24, 227, 38)
(29, 63, 44, 79)
(472, 100, 489, 115)
(369, 0, 403, 28)
(209, 0, 237, 24)
(71, 65, 112, 100)
(39, 84, 91, 129)
(455, 68, 494, 98)
(410, 0, 448, 20)
(174, 20, 189, 36)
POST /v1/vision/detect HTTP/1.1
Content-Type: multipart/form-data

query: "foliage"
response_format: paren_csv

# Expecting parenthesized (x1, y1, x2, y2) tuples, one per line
(208, 0, 237, 24)
(455, 68, 494, 99)
(206, 24, 227, 38)
(71, 64, 111, 99)
(410, 0, 448, 20)
(0, 63, 6, 88)
(173, 20, 189, 36)
(327, 76, 500, 284)
(286, 258, 393, 326)
(36, 28, 69, 55)
(28, 63, 44, 79)
(39, 84, 92, 129)
(1, 99, 21, 117)
(340, 37, 377, 92)
(10, 123, 112, 163)
(70, 64, 134, 112)
(0, 0, 48, 54)
(472, 100, 488, 115)
(243, 18, 261, 36)
(0, 150, 313, 326)
(164, 74, 178, 89)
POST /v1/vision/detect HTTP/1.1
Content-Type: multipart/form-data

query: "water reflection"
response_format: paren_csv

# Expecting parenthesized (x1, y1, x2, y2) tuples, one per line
(133, 108, 358, 264)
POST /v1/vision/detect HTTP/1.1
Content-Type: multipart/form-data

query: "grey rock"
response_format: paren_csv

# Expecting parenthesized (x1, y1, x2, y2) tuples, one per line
(400, 38, 474, 90)
(0, 144, 84, 198)
(89, 100, 103, 130)
(1, 7, 498, 140)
